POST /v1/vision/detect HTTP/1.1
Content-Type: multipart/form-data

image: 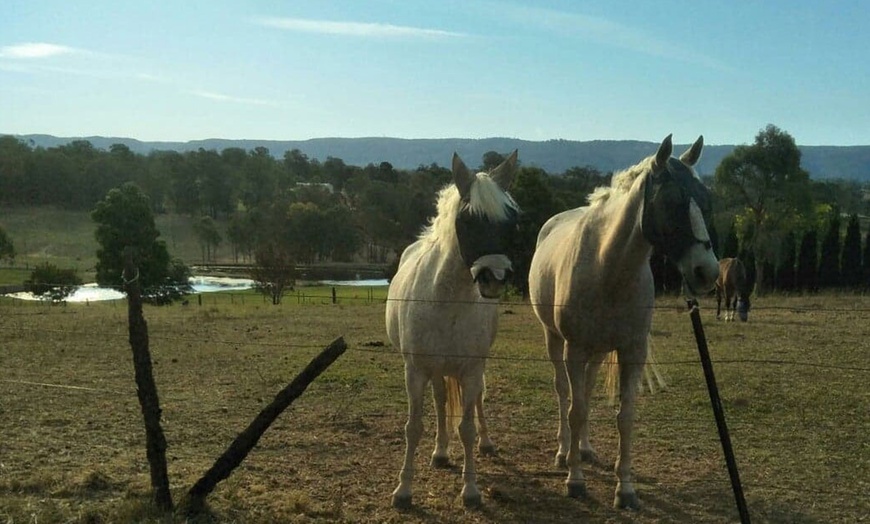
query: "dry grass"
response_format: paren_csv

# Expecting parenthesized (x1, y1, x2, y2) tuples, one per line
(1, 290, 868, 523)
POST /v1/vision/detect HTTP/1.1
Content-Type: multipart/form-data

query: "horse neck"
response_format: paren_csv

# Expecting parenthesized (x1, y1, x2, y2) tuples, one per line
(594, 184, 652, 270)
(426, 236, 478, 299)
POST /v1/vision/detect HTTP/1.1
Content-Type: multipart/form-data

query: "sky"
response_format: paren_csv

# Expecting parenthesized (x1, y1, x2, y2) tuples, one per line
(2, 0, 868, 146)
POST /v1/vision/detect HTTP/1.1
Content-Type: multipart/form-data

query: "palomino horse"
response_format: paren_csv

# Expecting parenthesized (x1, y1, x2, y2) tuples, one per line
(528, 135, 719, 509)
(386, 151, 519, 508)
(716, 257, 751, 321)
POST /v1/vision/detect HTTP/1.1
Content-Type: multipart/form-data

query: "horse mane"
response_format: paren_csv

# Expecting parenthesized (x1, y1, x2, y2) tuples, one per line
(587, 155, 657, 207)
(420, 173, 519, 251)
(586, 154, 703, 208)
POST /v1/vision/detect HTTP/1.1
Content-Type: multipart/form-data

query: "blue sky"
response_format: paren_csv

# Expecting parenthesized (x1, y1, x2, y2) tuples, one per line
(2, 0, 867, 146)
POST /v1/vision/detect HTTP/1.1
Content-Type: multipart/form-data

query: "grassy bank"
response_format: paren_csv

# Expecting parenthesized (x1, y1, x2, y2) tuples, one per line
(1, 292, 867, 523)
(0, 206, 216, 279)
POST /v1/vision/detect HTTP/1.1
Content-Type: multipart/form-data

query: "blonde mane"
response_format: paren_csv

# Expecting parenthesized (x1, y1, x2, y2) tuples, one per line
(420, 173, 519, 251)
(587, 155, 657, 208)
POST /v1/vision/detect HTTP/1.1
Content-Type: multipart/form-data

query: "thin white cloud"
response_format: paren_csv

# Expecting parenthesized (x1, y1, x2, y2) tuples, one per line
(254, 17, 466, 39)
(188, 90, 278, 107)
(501, 5, 730, 71)
(0, 42, 82, 59)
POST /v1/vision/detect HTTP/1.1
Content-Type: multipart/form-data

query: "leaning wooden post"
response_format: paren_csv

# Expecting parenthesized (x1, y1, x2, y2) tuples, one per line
(186, 336, 348, 512)
(124, 248, 173, 511)
(686, 298, 750, 524)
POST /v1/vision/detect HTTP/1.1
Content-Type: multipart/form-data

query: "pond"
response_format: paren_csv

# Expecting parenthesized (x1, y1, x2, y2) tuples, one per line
(4, 276, 389, 303)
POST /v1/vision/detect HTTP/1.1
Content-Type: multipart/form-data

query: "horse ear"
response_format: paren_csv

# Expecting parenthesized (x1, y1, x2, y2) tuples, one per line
(452, 152, 475, 199)
(654, 134, 673, 170)
(490, 149, 518, 190)
(679, 135, 704, 166)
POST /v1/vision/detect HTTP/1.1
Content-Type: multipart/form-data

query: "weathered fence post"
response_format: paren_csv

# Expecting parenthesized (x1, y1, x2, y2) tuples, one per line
(186, 336, 348, 513)
(124, 249, 173, 511)
(686, 298, 750, 523)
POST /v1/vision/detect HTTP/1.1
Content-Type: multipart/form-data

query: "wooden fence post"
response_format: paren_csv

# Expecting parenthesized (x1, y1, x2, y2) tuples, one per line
(124, 249, 173, 511)
(186, 336, 348, 513)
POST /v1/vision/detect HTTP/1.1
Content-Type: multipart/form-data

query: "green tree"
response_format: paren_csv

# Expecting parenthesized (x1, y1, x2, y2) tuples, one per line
(864, 230, 870, 289)
(840, 214, 862, 288)
(775, 231, 797, 291)
(481, 151, 506, 172)
(0, 225, 15, 263)
(283, 148, 312, 182)
(196, 148, 236, 218)
(284, 202, 325, 264)
(818, 210, 841, 288)
(241, 147, 278, 209)
(796, 229, 818, 292)
(25, 262, 82, 303)
(251, 242, 296, 305)
(322, 206, 362, 262)
(551, 165, 609, 210)
(714, 124, 812, 292)
(91, 183, 190, 303)
(720, 221, 740, 259)
(193, 215, 222, 263)
(509, 166, 559, 297)
(0, 135, 32, 206)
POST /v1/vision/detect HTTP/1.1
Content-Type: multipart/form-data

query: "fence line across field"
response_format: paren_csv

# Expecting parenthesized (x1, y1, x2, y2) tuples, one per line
(1, 321, 867, 373)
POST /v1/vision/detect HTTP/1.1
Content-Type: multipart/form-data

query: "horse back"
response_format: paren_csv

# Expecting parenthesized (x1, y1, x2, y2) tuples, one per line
(716, 257, 746, 295)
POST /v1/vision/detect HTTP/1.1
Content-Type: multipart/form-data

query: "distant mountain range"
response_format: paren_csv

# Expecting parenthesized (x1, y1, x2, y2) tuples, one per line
(11, 134, 870, 182)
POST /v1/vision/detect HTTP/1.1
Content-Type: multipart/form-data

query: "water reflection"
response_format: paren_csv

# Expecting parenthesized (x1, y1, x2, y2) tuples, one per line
(6, 276, 256, 303)
(4, 276, 388, 303)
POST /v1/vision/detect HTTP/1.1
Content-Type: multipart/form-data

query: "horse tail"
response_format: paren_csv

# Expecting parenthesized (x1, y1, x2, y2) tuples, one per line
(604, 334, 666, 405)
(445, 376, 462, 434)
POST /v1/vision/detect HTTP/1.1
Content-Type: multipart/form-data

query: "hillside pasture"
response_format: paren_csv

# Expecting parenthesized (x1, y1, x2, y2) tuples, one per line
(0, 291, 867, 523)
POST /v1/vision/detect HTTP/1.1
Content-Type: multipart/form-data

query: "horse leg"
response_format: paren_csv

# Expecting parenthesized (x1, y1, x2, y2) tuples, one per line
(545, 328, 571, 468)
(579, 357, 605, 463)
(614, 352, 643, 510)
(716, 288, 723, 319)
(458, 373, 485, 507)
(430, 378, 450, 468)
(726, 292, 735, 321)
(391, 366, 428, 509)
(564, 350, 590, 498)
(475, 387, 496, 455)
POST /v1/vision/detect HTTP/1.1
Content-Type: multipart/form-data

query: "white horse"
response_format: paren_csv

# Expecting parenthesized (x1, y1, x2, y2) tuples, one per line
(386, 151, 519, 508)
(528, 135, 719, 509)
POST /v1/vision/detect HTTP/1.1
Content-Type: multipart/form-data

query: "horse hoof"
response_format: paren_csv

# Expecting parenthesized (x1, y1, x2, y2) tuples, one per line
(566, 481, 587, 499)
(555, 454, 567, 468)
(462, 493, 482, 508)
(614, 491, 641, 510)
(580, 449, 597, 464)
(479, 443, 496, 456)
(392, 493, 413, 509)
(430, 455, 450, 468)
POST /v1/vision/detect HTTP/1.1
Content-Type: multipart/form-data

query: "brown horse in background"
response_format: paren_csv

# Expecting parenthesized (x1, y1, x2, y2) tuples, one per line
(716, 257, 751, 321)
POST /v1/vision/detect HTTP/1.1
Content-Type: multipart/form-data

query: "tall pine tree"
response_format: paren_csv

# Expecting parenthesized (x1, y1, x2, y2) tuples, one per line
(797, 230, 818, 292)
(818, 211, 841, 289)
(863, 230, 870, 289)
(776, 231, 797, 291)
(840, 214, 862, 288)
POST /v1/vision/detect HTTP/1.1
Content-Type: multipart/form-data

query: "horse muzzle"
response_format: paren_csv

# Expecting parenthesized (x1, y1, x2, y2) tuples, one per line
(470, 254, 513, 299)
(736, 298, 749, 322)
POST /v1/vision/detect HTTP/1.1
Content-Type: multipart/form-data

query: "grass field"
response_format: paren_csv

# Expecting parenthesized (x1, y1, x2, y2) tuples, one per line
(1, 289, 867, 523)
